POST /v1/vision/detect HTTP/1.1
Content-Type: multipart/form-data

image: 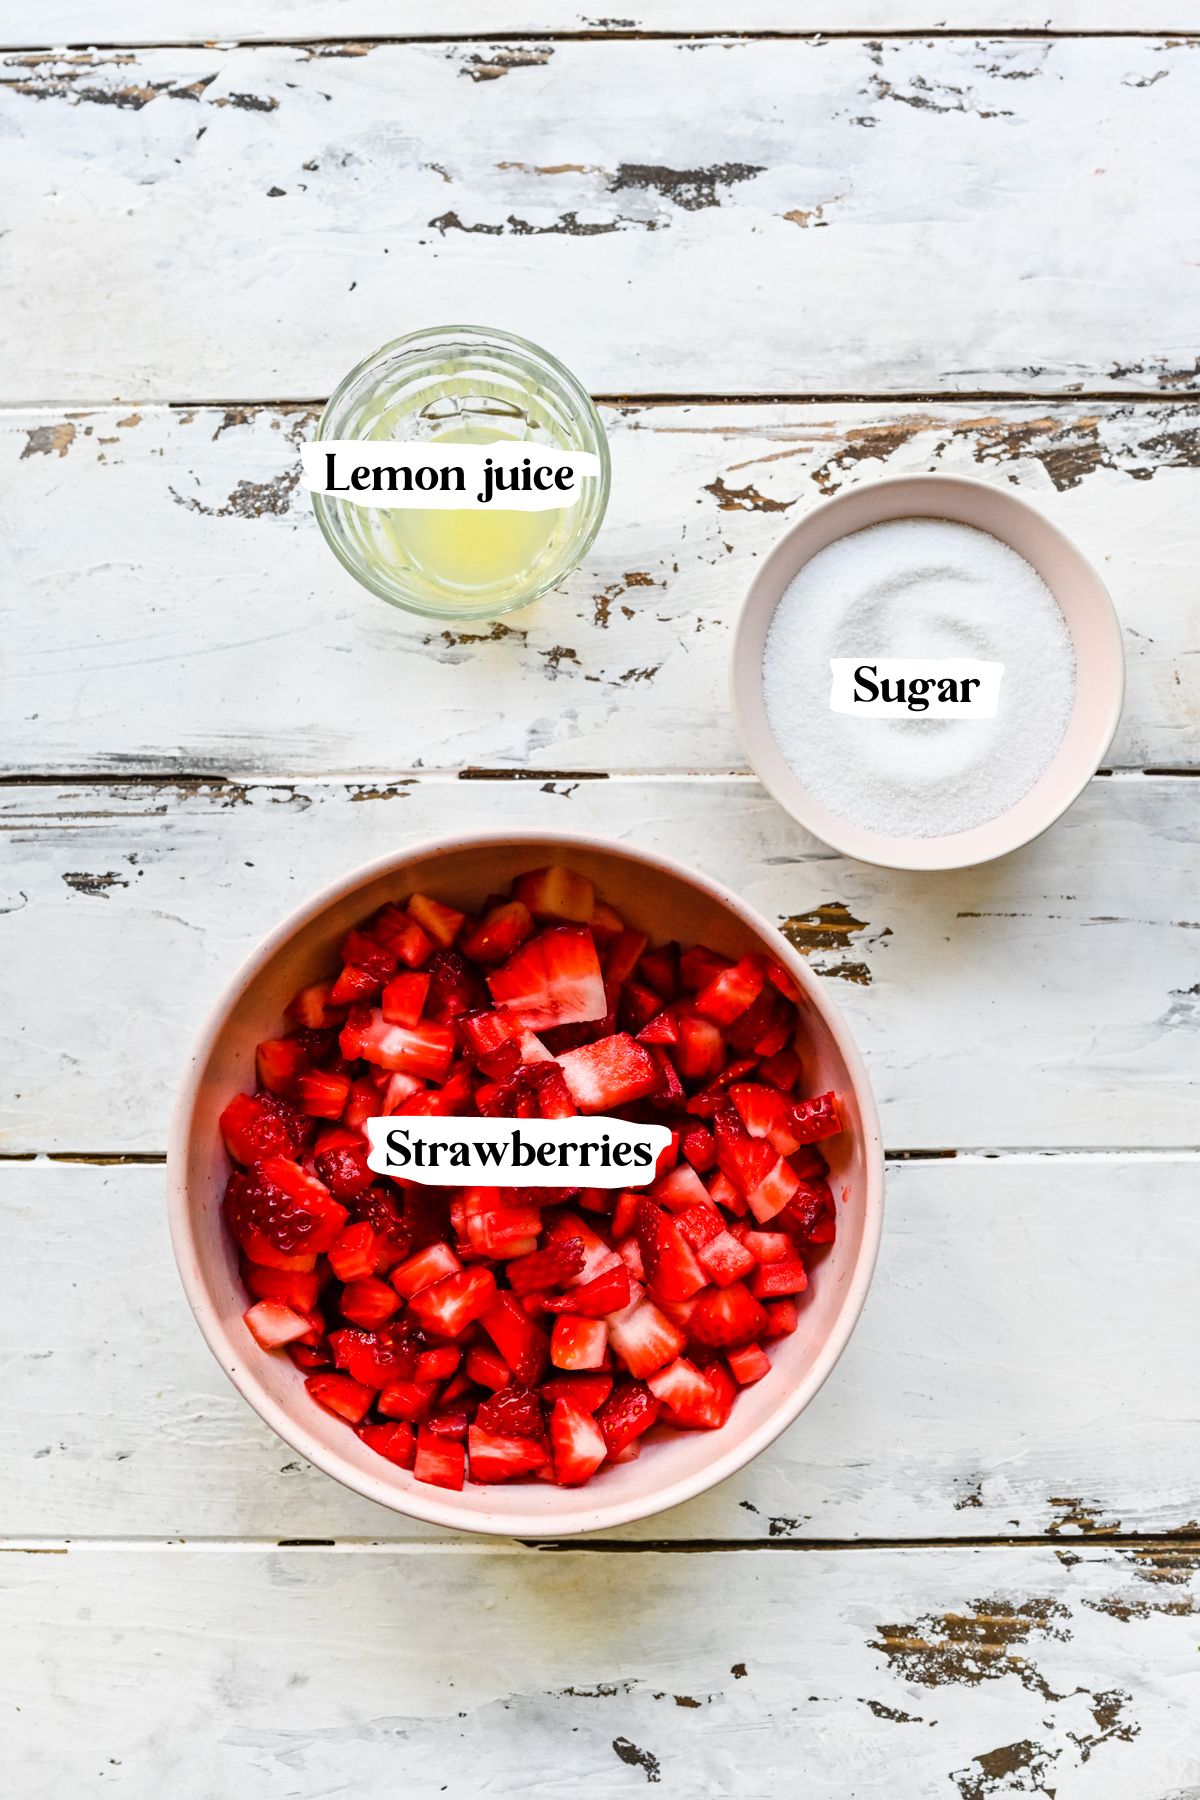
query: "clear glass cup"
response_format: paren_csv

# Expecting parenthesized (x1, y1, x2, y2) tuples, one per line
(312, 325, 611, 621)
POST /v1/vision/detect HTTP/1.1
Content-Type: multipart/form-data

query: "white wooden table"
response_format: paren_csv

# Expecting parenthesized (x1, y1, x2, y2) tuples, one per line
(3, 7, 1199, 1795)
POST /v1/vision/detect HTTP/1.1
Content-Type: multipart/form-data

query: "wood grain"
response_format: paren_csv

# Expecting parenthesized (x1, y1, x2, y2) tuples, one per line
(5, 400, 1198, 777)
(4, 1156, 1197, 1544)
(2, 38, 1198, 400)
(7, 5, 1200, 47)
(3, 775, 1198, 1154)
(3, 1542, 1197, 1797)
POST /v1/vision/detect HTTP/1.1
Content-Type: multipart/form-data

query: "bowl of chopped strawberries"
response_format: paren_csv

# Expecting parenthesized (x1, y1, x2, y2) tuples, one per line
(169, 835, 883, 1534)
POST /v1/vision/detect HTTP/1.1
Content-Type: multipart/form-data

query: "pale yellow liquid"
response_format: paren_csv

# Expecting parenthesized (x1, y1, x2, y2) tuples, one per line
(370, 424, 563, 600)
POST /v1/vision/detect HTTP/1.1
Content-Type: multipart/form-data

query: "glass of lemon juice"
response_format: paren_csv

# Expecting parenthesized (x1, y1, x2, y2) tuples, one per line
(313, 326, 610, 620)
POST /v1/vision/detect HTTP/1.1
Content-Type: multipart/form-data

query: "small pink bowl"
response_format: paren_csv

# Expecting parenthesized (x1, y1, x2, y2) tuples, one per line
(731, 475, 1125, 871)
(168, 832, 884, 1537)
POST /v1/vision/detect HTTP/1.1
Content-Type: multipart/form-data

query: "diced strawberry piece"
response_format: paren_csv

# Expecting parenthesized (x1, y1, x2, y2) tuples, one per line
(286, 980, 343, 1030)
(637, 943, 680, 1000)
(481, 1293, 550, 1385)
(679, 945, 731, 993)
(340, 1008, 456, 1082)
(296, 1069, 351, 1120)
(633, 1200, 706, 1303)
(415, 1346, 461, 1382)
(790, 1092, 842, 1144)
(407, 893, 466, 949)
(727, 1344, 771, 1385)
(637, 1009, 679, 1047)
(287, 1340, 332, 1370)
(331, 962, 386, 1006)
(745, 1156, 801, 1225)
(543, 1212, 622, 1285)
(512, 865, 594, 925)
(414, 1427, 465, 1489)
(244, 1264, 322, 1314)
(596, 1380, 659, 1456)
(551, 1315, 608, 1370)
(488, 927, 606, 1032)
(378, 1378, 439, 1421)
(558, 1033, 662, 1112)
(540, 1372, 613, 1414)
(243, 1299, 314, 1351)
(606, 1296, 685, 1378)
(370, 905, 434, 969)
(465, 1343, 512, 1390)
(736, 1228, 791, 1263)
(543, 1262, 631, 1319)
(409, 1267, 498, 1338)
(507, 1235, 586, 1297)
(714, 1105, 778, 1201)
(605, 927, 649, 988)
(675, 1204, 756, 1287)
(220, 1091, 311, 1166)
(647, 1044, 685, 1105)
(688, 1281, 769, 1349)
(589, 900, 625, 945)
(673, 1013, 725, 1083)
(305, 1372, 374, 1424)
(461, 900, 535, 966)
(681, 1124, 716, 1172)
(758, 1045, 803, 1093)
(342, 1076, 382, 1135)
(530, 1060, 578, 1119)
(341, 1277, 401, 1328)
(255, 1036, 310, 1097)
(731, 1082, 801, 1154)
(750, 1258, 809, 1299)
(381, 971, 430, 1027)
(330, 1323, 421, 1389)
(382, 1071, 425, 1114)
(615, 1235, 646, 1284)
(779, 1178, 837, 1243)
(359, 1421, 416, 1468)
(697, 1356, 736, 1426)
(328, 1221, 380, 1282)
(467, 1203, 542, 1260)
(424, 950, 486, 1023)
(647, 1356, 725, 1428)
(694, 954, 766, 1026)
(475, 1384, 546, 1440)
(550, 1399, 608, 1485)
(425, 1406, 470, 1440)
(391, 1242, 463, 1298)
(224, 1163, 346, 1263)
(705, 1170, 745, 1217)
(725, 986, 787, 1056)
(651, 1163, 710, 1212)
(467, 1425, 550, 1482)
(764, 1298, 799, 1338)
(312, 1140, 372, 1203)
(460, 1009, 522, 1076)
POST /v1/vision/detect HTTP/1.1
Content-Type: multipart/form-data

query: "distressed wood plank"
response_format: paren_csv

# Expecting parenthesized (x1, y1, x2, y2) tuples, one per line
(4, 1157, 1197, 1543)
(3, 38, 1198, 400)
(2, 775, 1197, 1153)
(5, 400, 1198, 776)
(2, 1542, 1196, 1796)
(7, 7, 1200, 47)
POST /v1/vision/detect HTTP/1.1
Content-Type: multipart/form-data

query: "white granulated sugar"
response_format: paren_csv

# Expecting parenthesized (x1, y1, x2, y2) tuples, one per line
(761, 518, 1077, 838)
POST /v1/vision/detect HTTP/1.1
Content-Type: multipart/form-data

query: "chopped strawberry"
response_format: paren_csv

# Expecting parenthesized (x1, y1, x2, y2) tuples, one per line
(637, 1008, 679, 1046)
(286, 980, 343, 1030)
(790, 1091, 843, 1144)
(409, 1267, 498, 1339)
(589, 900, 625, 945)
(415, 1346, 461, 1382)
(542, 1262, 631, 1318)
(391, 1242, 463, 1298)
(758, 1045, 803, 1093)
(637, 942, 680, 1000)
(679, 945, 731, 993)
(764, 1298, 799, 1338)
(680, 1124, 716, 1172)
(328, 1221, 381, 1283)
(727, 1344, 771, 1385)
(606, 1297, 685, 1378)
(750, 1258, 809, 1299)
(465, 1343, 512, 1390)
(694, 954, 766, 1026)
(220, 1091, 311, 1166)
(604, 927, 649, 988)
(407, 894, 466, 949)
(460, 900, 534, 966)
(359, 1421, 416, 1468)
(481, 1293, 550, 1385)
(340, 1277, 401, 1328)
(467, 1425, 549, 1482)
(647, 1356, 724, 1428)
(651, 1163, 710, 1211)
(296, 1069, 351, 1120)
(424, 950, 486, 1023)
(550, 1315, 608, 1370)
(255, 1036, 310, 1097)
(688, 1282, 769, 1350)
(512, 865, 594, 925)
(378, 1378, 439, 1421)
(507, 1235, 586, 1297)
(414, 1427, 465, 1489)
(488, 927, 606, 1031)
(305, 1372, 374, 1424)
(550, 1399, 608, 1485)
(596, 1381, 659, 1456)
(675, 1204, 756, 1287)
(224, 1162, 346, 1263)
(475, 1384, 545, 1440)
(673, 1013, 725, 1083)
(243, 1299, 315, 1351)
(558, 1033, 662, 1112)
(540, 1372, 613, 1414)
(339, 1008, 456, 1082)
(371, 905, 434, 969)
(633, 1199, 706, 1303)
(381, 970, 430, 1027)
(244, 1264, 321, 1314)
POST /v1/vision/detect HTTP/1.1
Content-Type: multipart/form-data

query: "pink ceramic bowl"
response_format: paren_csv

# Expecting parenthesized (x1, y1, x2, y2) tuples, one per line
(731, 475, 1125, 871)
(168, 832, 884, 1537)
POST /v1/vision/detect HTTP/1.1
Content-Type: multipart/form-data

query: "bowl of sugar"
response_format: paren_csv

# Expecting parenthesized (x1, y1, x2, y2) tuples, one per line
(730, 475, 1124, 871)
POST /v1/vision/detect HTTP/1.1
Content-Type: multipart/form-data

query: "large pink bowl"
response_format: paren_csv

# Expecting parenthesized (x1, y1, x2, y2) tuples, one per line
(168, 832, 884, 1536)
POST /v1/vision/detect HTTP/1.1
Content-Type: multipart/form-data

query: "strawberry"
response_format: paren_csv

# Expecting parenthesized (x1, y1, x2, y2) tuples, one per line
(407, 894, 466, 949)
(488, 927, 606, 1031)
(339, 1008, 456, 1082)
(540, 1372, 613, 1414)
(650, 1163, 710, 1211)
(286, 981, 343, 1030)
(675, 1204, 756, 1287)
(244, 1264, 321, 1314)
(296, 1069, 352, 1120)
(391, 1242, 463, 1298)
(461, 900, 534, 965)
(605, 929, 650, 988)
(475, 1384, 545, 1440)
(647, 1356, 724, 1428)
(541, 1262, 630, 1318)
(697, 1357, 736, 1427)
(550, 1399, 608, 1485)
(305, 1373, 374, 1424)
(731, 1083, 801, 1155)
(330, 1324, 422, 1389)
(507, 1235, 586, 1297)
(688, 1282, 769, 1350)
(359, 1421, 416, 1468)
(636, 1009, 679, 1047)
(727, 1344, 771, 1385)
(790, 1091, 842, 1144)
(381, 971, 431, 1027)
(694, 954, 766, 1026)
(220, 1091, 311, 1166)
(596, 1381, 659, 1456)
(481, 1293, 550, 1385)
(414, 1427, 465, 1489)
(558, 1033, 662, 1112)
(637, 942, 680, 1000)
(764, 1298, 799, 1338)
(673, 1014, 725, 1083)
(255, 1036, 310, 1097)
(589, 900, 625, 946)
(750, 1259, 808, 1300)
(633, 1199, 706, 1303)
(529, 1060, 578, 1119)
(465, 1344, 512, 1390)
(409, 1267, 498, 1338)
(512, 865, 594, 925)
(243, 1299, 315, 1351)
(340, 1277, 401, 1329)
(328, 1221, 381, 1283)
(370, 905, 433, 969)
(378, 1379, 439, 1421)
(680, 1124, 716, 1172)
(223, 1163, 346, 1262)
(424, 950, 486, 1023)
(468, 1425, 550, 1482)
(758, 1045, 803, 1093)
(606, 1297, 685, 1378)
(679, 945, 730, 993)
(550, 1314, 608, 1371)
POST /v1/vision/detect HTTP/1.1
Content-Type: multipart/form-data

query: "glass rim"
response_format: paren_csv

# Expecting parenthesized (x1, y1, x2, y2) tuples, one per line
(312, 324, 611, 621)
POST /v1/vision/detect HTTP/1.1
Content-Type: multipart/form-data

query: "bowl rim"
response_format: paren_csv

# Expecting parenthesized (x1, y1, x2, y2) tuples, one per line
(167, 828, 885, 1537)
(730, 472, 1126, 872)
